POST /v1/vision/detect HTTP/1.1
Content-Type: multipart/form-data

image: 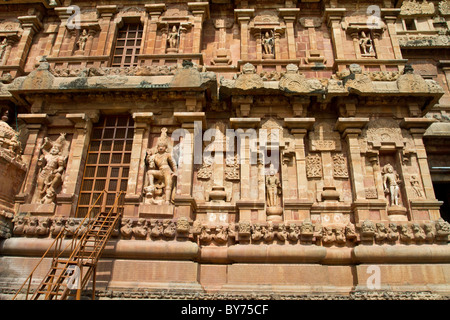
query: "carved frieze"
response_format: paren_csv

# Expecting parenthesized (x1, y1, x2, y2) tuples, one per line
(400, 0, 435, 15)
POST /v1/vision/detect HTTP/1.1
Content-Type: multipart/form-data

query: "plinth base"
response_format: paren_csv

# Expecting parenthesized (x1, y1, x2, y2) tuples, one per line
(387, 205, 408, 221)
(266, 206, 283, 222)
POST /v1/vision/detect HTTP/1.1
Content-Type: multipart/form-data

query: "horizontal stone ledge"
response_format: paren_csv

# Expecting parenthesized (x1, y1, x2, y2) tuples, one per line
(1, 238, 449, 264)
(353, 244, 450, 264)
(227, 244, 327, 263)
(0, 238, 199, 261)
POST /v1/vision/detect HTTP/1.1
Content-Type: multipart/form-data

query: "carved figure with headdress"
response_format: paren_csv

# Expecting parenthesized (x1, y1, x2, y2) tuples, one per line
(34, 133, 69, 204)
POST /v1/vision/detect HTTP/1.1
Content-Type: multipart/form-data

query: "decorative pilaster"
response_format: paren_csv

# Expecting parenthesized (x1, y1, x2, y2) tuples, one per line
(59, 112, 99, 216)
(234, 9, 254, 61)
(283, 118, 315, 222)
(124, 112, 154, 218)
(144, 4, 166, 55)
(400, 118, 442, 220)
(173, 112, 205, 219)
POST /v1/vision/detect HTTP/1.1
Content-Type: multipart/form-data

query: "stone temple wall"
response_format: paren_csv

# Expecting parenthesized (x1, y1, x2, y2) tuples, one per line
(0, 0, 449, 300)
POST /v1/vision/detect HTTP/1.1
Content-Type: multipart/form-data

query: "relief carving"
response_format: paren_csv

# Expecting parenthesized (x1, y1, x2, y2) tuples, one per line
(382, 163, 401, 207)
(143, 128, 177, 204)
(33, 133, 69, 204)
(332, 153, 349, 178)
(306, 154, 322, 178)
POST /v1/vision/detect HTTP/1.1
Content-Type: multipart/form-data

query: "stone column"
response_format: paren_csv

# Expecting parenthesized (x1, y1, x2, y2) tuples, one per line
(58, 112, 99, 217)
(235, 9, 255, 61)
(95, 5, 118, 56)
(15, 114, 49, 207)
(173, 112, 205, 219)
(278, 8, 300, 60)
(144, 4, 166, 55)
(325, 8, 346, 61)
(13, 16, 42, 69)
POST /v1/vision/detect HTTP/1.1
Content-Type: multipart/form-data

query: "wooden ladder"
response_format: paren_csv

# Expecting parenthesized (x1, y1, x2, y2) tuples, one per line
(13, 190, 124, 300)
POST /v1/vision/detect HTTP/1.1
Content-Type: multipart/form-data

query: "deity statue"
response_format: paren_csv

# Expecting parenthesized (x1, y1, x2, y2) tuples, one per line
(77, 29, 89, 52)
(261, 30, 274, 56)
(359, 31, 373, 55)
(265, 164, 281, 207)
(144, 128, 177, 204)
(167, 25, 179, 50)
(382, 163, 401, 206)
(34, 133, 69, 204)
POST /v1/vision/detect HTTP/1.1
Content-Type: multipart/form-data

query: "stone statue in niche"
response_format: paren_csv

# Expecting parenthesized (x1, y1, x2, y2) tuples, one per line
(359, 31, 374, 55)
(265, 164, 283, 221)
(261, 30, 274, 58)
(34, 133, 69, 204)
(143, 128, 177, 204)
(167, 25, 179, 52)
(77, 29, 88, 52)
(266, 164, 281, 207)
(382, 163, 401, 206)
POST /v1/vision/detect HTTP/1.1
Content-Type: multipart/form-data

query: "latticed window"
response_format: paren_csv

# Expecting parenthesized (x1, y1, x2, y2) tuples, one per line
(111, 23, 143, 67)
(76, 116, 134, 217)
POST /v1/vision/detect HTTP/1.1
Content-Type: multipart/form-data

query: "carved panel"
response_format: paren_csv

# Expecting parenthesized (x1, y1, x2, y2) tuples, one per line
(306, 154, 322, 178)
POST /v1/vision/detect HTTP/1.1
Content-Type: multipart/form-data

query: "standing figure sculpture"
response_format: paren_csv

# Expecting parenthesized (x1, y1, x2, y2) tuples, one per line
(359, 31, 373, 55)
(34, 133, 69, 204)
(77, 29, 89, 52)
(144, 128, 177, 204)
(261, 31, 274, 56)
(266, 164, 281, 207)
(167, 25, 179, 50)
(382, 163, 401, 206)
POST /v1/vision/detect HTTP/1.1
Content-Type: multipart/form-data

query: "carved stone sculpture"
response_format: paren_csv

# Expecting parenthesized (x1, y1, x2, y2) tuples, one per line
(382, 163, 401, 207)
(265, 164, 283, 221)
(359, 31, 374, 55)
(34, 133, 69, 204)
(144, 128, 177, 204)
(261, 30, 274, 58)
(167, 25, 179, 52)
(77, 29, 88, 52)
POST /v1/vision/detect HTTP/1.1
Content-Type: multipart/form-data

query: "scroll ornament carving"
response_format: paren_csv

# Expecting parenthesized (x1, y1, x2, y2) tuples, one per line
(197, 155, 213, 180)
(225, 154, 240, 181)
(306, 154, 322, 178)
(332, 154, 349, 178)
